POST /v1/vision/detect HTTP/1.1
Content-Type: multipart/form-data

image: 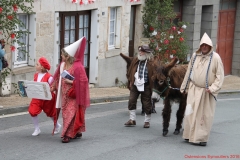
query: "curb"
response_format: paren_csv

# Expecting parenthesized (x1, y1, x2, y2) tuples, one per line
(219, 90, 240, 94)
(0, 95, 130, 116)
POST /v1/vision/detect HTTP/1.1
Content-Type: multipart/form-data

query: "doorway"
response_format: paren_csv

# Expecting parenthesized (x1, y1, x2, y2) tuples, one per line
(59, 11, 91, 77)
(217, 0, 237, 75)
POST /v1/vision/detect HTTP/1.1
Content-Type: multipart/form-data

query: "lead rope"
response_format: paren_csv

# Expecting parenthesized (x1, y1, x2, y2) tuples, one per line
(206, 52, 217, 101)
(183, 53, 197, 93)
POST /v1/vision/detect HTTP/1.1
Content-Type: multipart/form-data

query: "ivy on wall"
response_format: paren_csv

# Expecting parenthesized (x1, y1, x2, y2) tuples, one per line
(0, 0, 33, 88)
(142, 0, 189, 63)
(0, 0, 33, 48)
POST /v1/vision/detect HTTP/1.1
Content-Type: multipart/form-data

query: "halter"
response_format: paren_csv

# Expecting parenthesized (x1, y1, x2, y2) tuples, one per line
(152, 77, 180, 100)
(152, 87, 168, 100)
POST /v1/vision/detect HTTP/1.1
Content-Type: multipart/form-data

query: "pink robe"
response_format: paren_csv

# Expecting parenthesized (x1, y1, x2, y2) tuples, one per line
(61, 65, 86, 138)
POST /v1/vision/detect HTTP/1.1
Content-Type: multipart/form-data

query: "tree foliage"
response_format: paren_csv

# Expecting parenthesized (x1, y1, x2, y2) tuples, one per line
(0, 0, 34, 89)
(0, 0, 33, 44)
(142, 0, 189, 63)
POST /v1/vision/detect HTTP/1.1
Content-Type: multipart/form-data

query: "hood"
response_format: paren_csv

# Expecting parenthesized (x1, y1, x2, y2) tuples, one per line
(196, 32, 213, 55)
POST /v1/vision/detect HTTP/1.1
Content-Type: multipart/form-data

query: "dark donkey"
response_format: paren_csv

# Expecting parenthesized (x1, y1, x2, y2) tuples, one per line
(151, 58, 188, 136)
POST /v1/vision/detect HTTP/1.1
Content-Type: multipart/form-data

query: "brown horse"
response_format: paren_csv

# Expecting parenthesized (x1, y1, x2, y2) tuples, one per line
(151, 58, 188, 136)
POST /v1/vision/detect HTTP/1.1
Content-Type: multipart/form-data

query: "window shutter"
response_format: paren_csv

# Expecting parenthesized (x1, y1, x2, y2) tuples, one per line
(89, 9, 99, 83)
(13, 40, 19, 66)
(115, 7, 122, 49)
(53, 12, 60, 73)
(28, 14, 36, 66)
(13, 22, 19, 67)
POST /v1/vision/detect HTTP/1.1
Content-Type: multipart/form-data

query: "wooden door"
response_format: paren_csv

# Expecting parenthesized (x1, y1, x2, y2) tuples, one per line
(217, 0, 236, 75)
(59, 11, 91, 77)
(128, 6, 136, 57)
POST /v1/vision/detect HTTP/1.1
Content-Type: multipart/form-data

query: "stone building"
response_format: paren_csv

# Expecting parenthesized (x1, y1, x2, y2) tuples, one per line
(1, 0, 240, 95)
(183, 0, 240, 76)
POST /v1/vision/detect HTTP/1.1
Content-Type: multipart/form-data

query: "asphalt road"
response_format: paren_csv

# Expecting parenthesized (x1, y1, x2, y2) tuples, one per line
(0, 93, 240, 160)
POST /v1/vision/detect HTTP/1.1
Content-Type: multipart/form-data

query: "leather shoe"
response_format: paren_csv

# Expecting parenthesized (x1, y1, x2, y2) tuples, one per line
(199, 142, 207, 146)
(143, 122, 150, 128)
(184, 139, 189, 141)
(74, 133, 82, 139)
(124, 119, 136, 126)
(62, 136, 70, 143)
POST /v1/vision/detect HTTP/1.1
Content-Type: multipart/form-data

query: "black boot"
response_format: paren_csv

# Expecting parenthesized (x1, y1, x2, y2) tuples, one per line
(199, 142, 207, 146)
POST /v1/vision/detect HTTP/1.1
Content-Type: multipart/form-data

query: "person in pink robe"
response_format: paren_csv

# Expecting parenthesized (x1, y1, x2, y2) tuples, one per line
(51, 37, 90, 143)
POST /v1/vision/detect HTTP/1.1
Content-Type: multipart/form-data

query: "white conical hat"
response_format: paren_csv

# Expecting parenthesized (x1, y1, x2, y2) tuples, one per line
(63, 38, 84, 57)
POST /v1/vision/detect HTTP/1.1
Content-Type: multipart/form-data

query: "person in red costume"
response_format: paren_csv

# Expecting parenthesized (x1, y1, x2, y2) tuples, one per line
(29, 57, 61, 136)
(51, 37, 90, 143)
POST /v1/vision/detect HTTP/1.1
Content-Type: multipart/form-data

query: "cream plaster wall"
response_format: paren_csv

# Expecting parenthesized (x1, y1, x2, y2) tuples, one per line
(10, 0, 145, 89)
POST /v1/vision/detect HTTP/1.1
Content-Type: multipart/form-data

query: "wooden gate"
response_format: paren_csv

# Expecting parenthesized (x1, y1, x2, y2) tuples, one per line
(217, 0, 236, 75)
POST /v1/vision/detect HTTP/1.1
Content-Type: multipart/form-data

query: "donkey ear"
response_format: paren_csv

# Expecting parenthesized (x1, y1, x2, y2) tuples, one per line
(165, 57, 178, 72)
(120, 53, 133, 66)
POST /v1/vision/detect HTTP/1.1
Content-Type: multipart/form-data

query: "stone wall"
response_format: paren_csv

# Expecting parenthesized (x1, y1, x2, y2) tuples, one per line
(232, 1, 240, 76)
(182, 0, 197, 59)
(182, 0, 219, 59)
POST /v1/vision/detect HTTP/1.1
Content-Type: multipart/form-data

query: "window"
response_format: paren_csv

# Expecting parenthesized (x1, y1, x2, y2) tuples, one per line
(108, 7, 121, 50)
(14, 14, 28, 67)
(109, 8, 116, 49)
(13, 14, 36, 68)
(219, 0, 236, 10)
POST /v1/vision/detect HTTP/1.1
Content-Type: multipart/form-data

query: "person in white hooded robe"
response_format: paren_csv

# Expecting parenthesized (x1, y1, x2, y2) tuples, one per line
(180, 33, 224, 146)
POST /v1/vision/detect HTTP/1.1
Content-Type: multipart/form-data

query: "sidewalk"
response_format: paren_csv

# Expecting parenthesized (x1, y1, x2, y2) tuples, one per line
(0, 75, 240, 115)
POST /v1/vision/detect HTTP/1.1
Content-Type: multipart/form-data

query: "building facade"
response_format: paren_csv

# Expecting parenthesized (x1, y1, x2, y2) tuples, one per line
(183, 0, 240, 75)
(1, 0, 240, 95)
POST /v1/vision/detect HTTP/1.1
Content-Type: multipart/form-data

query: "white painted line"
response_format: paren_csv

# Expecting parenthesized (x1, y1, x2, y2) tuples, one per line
(0, 112, 29, 119)
(218, 98, 240, 101)
(90, 100, 128, 106)
(0, 103, 163, 135)
(1, 98, 238, 119)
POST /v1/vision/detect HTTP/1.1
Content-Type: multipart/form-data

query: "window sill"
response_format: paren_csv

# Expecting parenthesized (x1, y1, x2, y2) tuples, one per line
(106, 49, 121, 58)
(12, 66, 35, 75)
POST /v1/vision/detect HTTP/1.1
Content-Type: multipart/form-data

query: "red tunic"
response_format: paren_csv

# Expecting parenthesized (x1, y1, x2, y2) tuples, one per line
(28, 73, 56, 118)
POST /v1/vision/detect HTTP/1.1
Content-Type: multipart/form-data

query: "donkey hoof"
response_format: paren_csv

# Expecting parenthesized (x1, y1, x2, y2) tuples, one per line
(162, 130, 168, 136)
(173, 129, 180, 135)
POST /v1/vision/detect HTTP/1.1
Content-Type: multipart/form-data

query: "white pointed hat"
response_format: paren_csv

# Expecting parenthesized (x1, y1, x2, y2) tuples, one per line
(63, 37, 84, 57)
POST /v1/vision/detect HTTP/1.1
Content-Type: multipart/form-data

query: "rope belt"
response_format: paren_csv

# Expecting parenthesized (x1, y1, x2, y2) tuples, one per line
(190, 80, 205, 88)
